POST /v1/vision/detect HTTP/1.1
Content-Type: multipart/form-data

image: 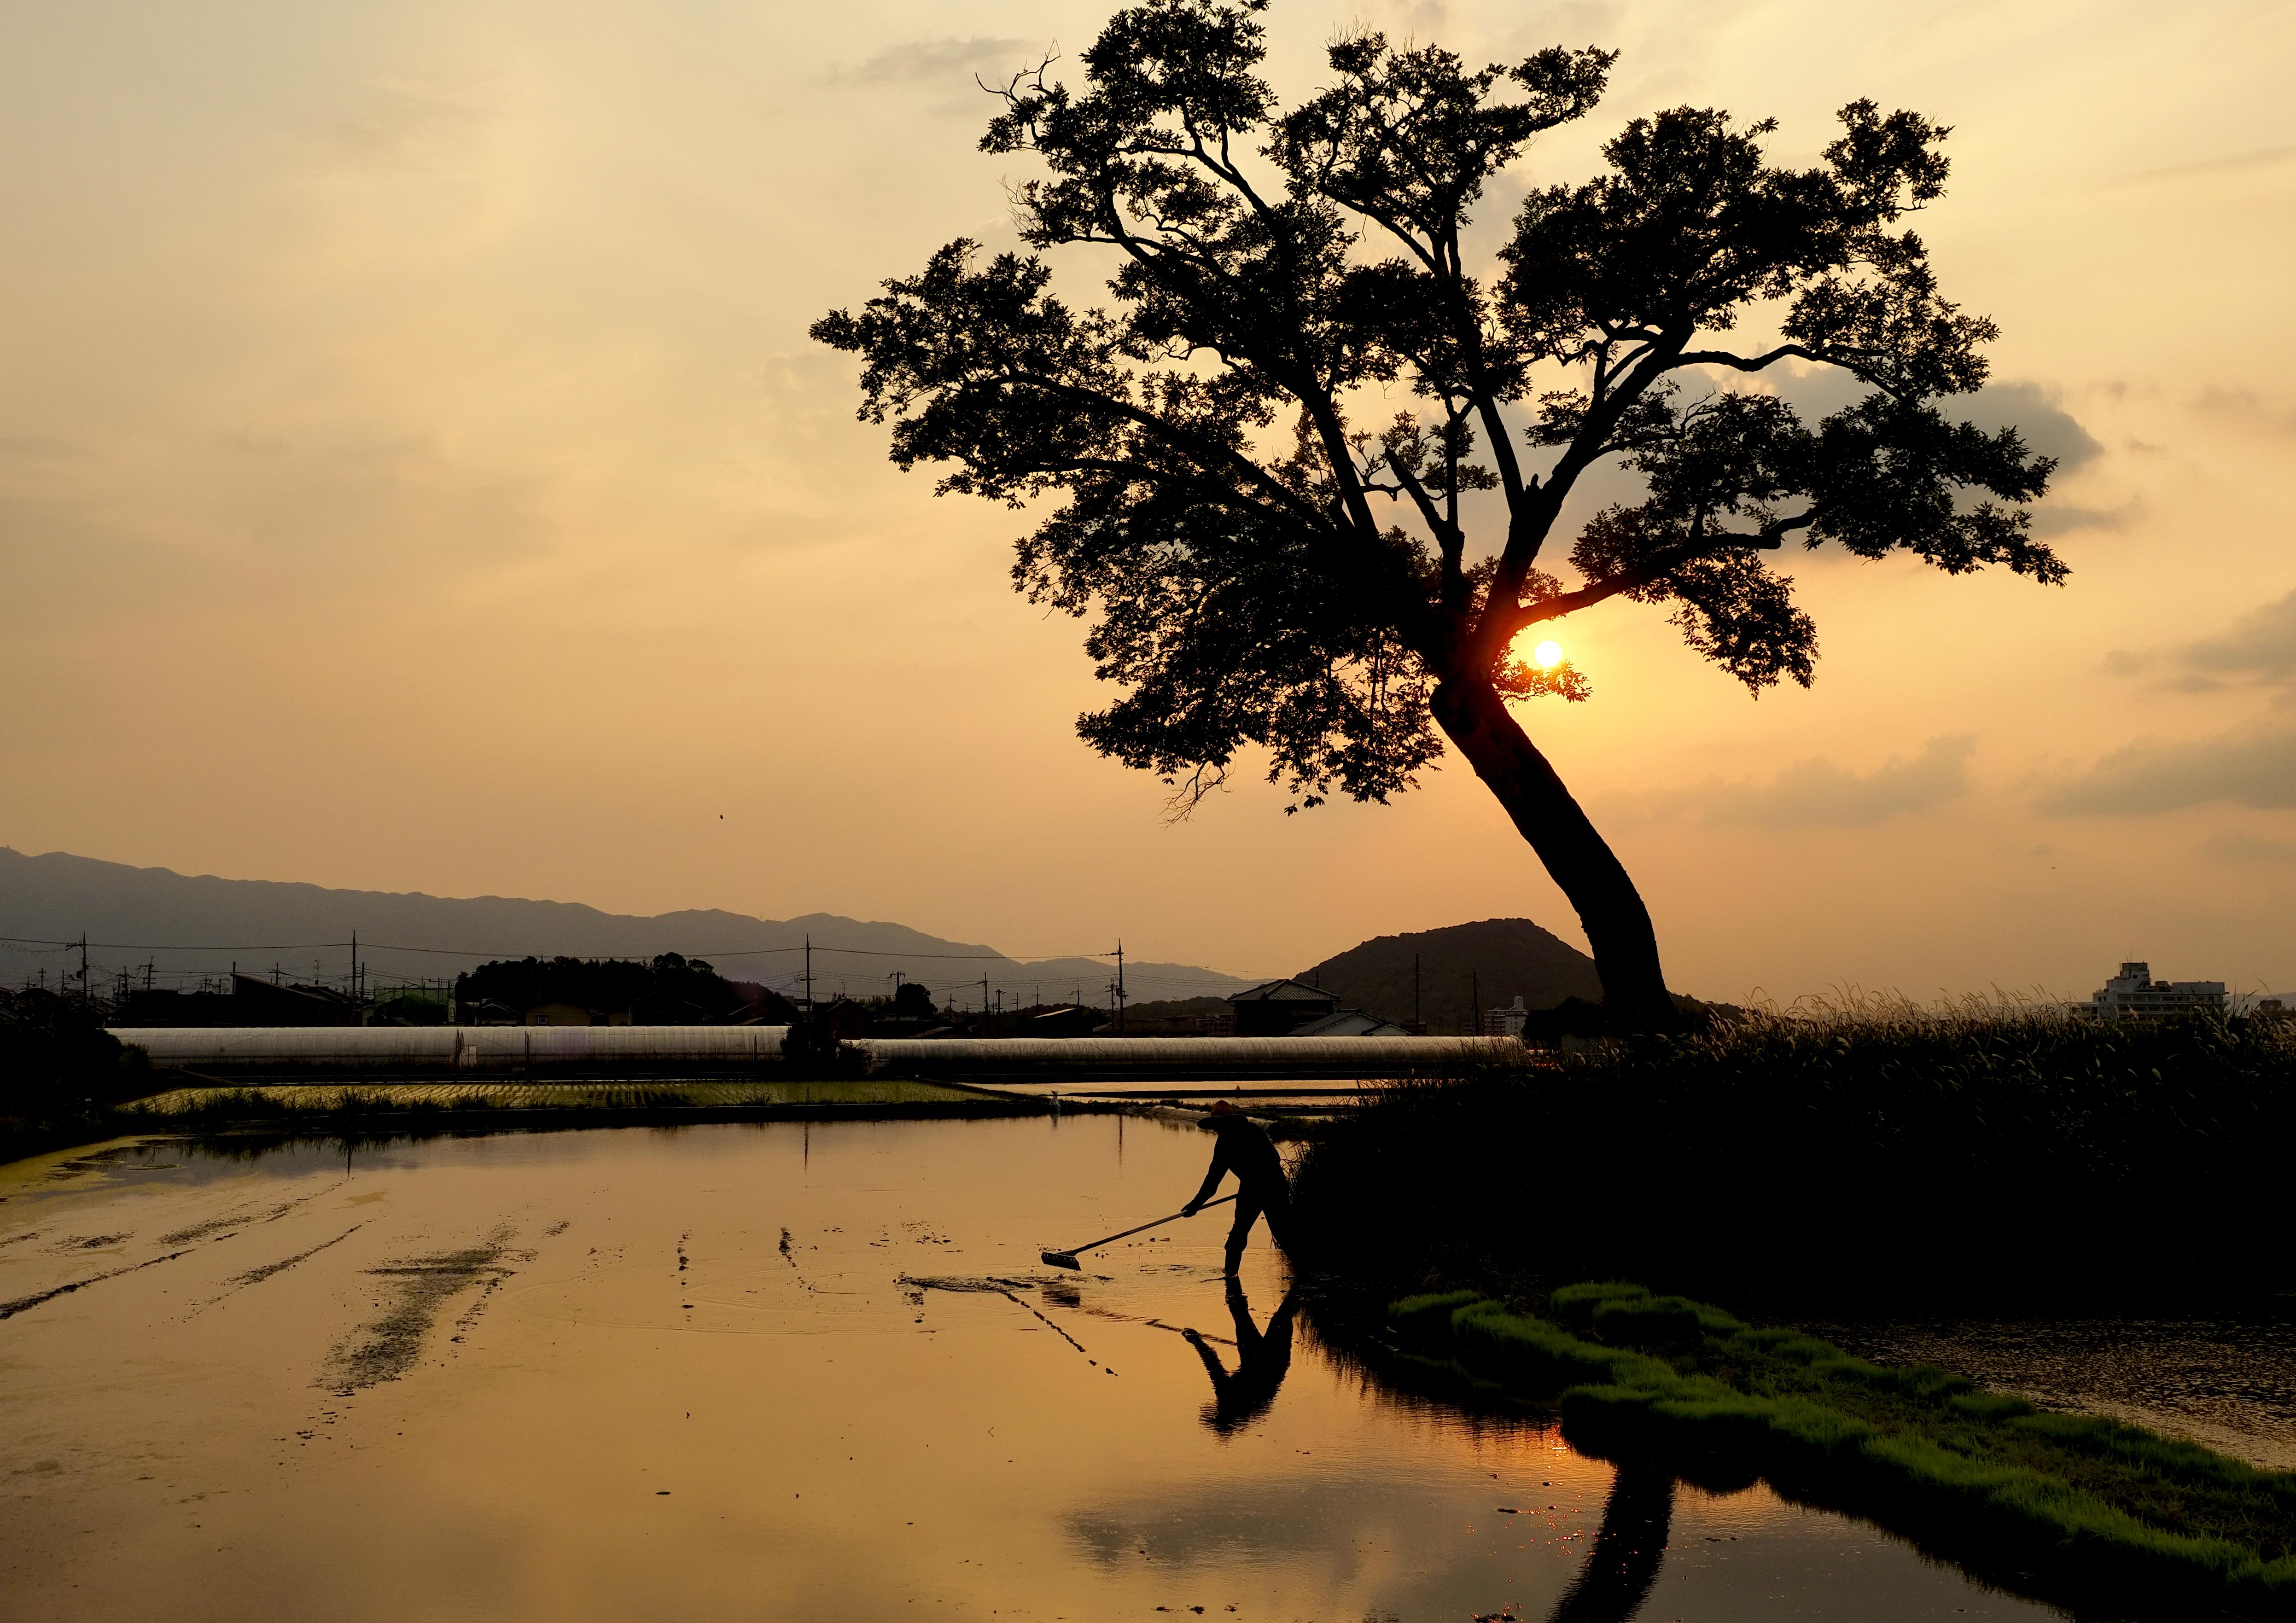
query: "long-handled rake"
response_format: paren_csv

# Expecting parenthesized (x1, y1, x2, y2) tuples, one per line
(1040, 1193, 1235, 1270)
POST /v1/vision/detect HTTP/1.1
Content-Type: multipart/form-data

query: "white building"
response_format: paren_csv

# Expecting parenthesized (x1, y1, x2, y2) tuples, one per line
(1481, 995, 1530, 1038)
(2077, 962, 2227, 1020)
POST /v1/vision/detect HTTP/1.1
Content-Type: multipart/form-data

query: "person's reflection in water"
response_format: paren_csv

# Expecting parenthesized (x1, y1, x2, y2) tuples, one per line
(1544, 1466, 1674, 1623)
(1182, 1279, 1298, 1435)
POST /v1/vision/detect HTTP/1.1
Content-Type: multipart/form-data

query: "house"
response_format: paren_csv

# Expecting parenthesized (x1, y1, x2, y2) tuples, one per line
(1028, 1005, 1106, 1038)
(113, 987, 240, 1027)
(2076, 963, 2227, 1020)
(1113, 1012, 1235, 1036)
(727, 981, 804, 1025)
(1227, 978, 1341, 1035)
(221, 973, 361, 1027)
(810, 997, 874, 1041)
(524, 1001, 593, 1027)
(1293, 1009, 1407, 1037)
(371, 988, 451, 1026)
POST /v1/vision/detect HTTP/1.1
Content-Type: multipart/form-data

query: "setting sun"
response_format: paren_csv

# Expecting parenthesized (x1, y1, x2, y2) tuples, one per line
(1531, 639, 1564, 670)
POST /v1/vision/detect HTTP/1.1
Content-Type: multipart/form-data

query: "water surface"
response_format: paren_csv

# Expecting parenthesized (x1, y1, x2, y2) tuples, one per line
(1, 1117, 2058, 1621)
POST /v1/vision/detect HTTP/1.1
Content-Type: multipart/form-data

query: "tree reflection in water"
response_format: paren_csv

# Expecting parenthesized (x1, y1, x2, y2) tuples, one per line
(1545, 1467, 1672, 1623)
(1291, 1297, 1675, 1623)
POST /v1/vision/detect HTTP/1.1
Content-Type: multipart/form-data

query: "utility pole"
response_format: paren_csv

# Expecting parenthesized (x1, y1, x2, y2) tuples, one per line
(804, 935, 813, 1014)
(1414, 953, 1422, 1030)
(1472, 971, 1481, 1037)
(351, 931, 359, 1004)
(1115, 941, 1126, 1034)
(78, 935, 89, 1003)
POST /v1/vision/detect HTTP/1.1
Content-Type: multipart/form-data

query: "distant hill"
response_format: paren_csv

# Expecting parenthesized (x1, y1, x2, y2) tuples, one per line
(1298, 918, 1610, 1032)
(0, 847, 1250, 1009)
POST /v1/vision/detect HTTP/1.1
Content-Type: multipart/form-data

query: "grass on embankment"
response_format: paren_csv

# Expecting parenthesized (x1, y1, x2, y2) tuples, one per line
(1293, 998, 2296, 1310)
(1392, 1281, 2296, 1615)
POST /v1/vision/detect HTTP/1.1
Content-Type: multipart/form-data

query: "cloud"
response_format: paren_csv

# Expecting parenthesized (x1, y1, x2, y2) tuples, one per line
(1640, 735, 1975, 828)
(2039, 727, 2296, 815)
(1952, 380, 2104, 475)
(2195, 388, 2296, 440)
(2124, 142, 2296, 185)
(2029, 499, 2138, 538)
(832, 38, 1028, 86)
(2100, 586, 2296, 693)
(2183, 587, 2296, 685)
(2208, 829, 2296, 865)
(1715, 371, 2104, 476)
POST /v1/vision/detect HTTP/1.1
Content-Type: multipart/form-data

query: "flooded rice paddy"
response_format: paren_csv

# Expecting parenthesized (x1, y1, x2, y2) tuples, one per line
(1, 1116, 2061, 1622)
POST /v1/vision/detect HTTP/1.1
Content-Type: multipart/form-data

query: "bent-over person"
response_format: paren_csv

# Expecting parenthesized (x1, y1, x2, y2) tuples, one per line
(1183, 1099, 1300, 1276)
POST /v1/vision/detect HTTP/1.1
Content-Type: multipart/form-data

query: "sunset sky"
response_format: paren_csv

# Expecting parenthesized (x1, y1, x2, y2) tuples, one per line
(3, 0, 2291, 1002)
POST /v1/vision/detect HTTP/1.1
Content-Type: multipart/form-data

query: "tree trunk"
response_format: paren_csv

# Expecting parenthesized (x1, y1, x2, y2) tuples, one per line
(1431, 675, 1675, 1024)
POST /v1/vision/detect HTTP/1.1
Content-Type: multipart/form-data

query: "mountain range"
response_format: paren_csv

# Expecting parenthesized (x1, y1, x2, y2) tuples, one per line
(0, 847, 1251, 1008)
(2, 846, 1640, 1024)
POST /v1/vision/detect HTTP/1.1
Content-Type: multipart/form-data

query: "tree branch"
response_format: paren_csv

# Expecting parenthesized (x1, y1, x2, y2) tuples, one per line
(1670, 343, 1826, 372)
(1489, 514, 1812, 642)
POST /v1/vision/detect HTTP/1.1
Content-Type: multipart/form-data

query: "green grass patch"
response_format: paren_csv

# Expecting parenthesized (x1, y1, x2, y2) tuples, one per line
(1389, 1282, 2296, 1615)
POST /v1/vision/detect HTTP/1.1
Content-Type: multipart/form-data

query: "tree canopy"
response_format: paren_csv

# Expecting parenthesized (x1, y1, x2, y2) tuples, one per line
(454, 953, 748, 1024)
(814, 0, 2061, 1015)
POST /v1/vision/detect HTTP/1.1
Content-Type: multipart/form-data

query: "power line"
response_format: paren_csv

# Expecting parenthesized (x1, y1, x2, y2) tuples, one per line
(0, 932, 1139, 963)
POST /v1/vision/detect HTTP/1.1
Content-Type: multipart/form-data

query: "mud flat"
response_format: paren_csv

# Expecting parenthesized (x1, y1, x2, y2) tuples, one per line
(1812, 1311, 2296, 1473)
(3, 1117, 2061, 1622)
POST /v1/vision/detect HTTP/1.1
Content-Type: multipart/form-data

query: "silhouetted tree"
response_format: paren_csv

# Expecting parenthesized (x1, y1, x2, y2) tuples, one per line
(0, 988, 149, 1159)
(452, 954, 747, 1024)
(813, 0, 2063, 1019)
(891, 980, 939, 1020)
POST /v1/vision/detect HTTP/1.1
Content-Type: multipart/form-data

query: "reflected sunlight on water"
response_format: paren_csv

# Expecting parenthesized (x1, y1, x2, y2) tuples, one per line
(0, 1119, 2057, 1621)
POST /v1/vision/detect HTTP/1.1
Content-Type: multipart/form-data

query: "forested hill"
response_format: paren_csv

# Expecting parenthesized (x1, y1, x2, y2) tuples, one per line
(0, 846, 1250, 1006)
(1298, 918, 1612, 1033)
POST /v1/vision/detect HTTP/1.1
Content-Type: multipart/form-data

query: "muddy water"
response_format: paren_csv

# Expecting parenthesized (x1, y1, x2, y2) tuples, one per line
(0, 1117, 2055, 1623)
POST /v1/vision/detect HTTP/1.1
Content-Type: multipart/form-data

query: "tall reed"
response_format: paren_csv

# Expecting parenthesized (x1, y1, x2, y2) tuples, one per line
(1294, 999, 2295, 1309)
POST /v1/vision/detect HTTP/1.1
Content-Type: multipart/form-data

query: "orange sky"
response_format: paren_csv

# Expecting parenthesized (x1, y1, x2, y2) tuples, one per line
(2, 0, 2291, 1001)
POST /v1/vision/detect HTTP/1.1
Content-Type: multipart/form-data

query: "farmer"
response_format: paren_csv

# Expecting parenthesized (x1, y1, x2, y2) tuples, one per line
(1183, 1099, 1300, 1275)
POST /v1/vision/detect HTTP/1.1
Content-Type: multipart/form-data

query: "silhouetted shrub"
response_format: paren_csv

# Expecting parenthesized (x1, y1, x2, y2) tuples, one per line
(0, 989, 152, 1162)
(1295, 997, 2296, 1310)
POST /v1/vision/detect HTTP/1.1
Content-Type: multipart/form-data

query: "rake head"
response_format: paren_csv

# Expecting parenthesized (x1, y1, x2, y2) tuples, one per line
(1039, 1249, 1081, 1270)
